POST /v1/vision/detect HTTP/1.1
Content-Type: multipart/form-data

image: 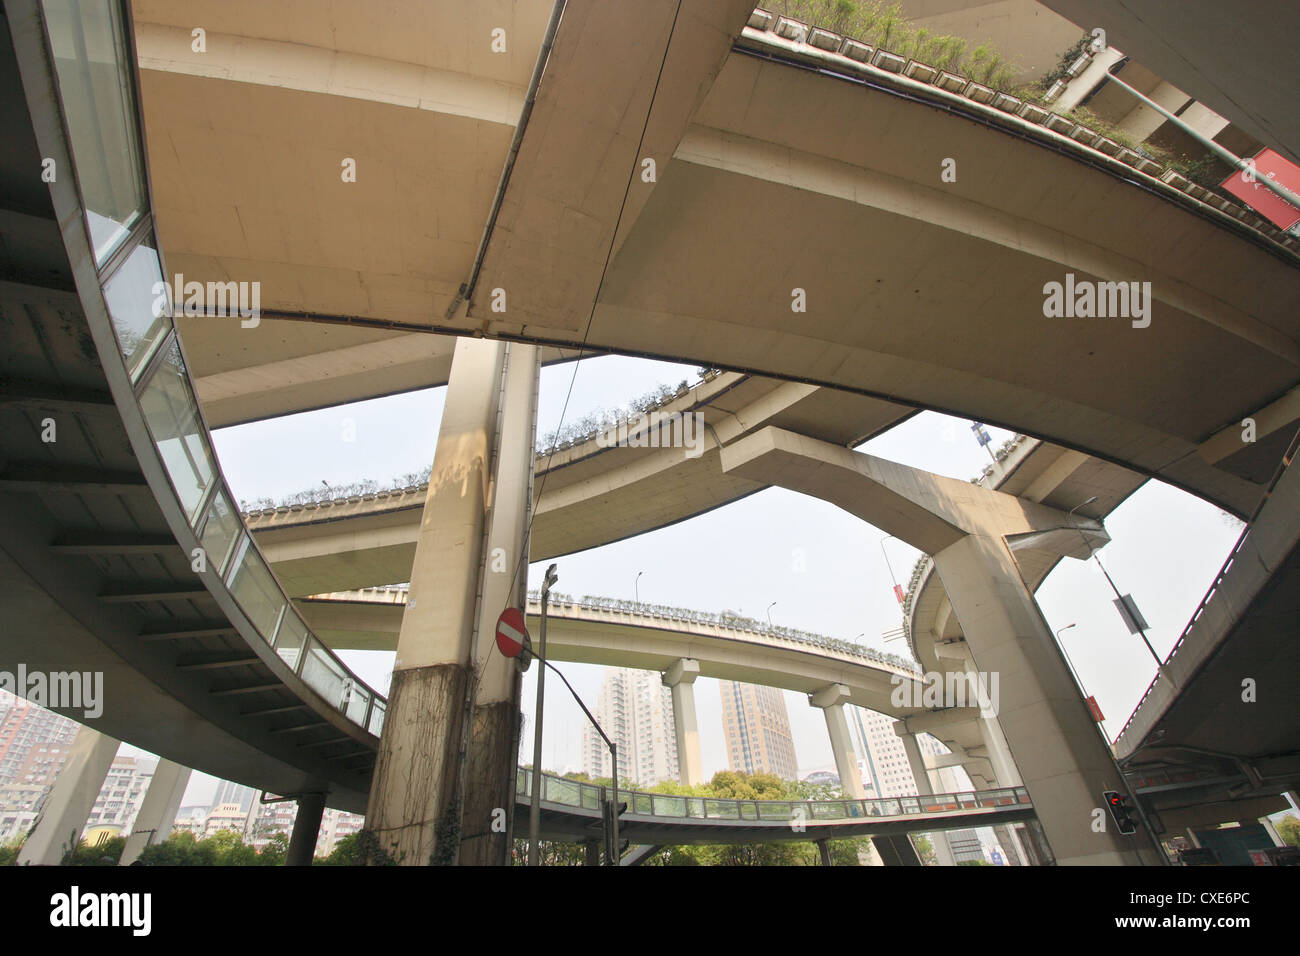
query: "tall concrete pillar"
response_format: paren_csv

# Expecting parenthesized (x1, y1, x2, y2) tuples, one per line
(365, 336, 507, 865)
(460, 343, 540, 866)
(18, 727, 118, 865)
(933, 534, 1150, 865)
(662, 659, 703, 786)
(119, 759, 190, 865)
(809, 684, 865, 799)
(897, 730, 956, 867)
(817, 839, 833, 866)
(719, 426, 1156, 865)
(286, 792, 326, 866)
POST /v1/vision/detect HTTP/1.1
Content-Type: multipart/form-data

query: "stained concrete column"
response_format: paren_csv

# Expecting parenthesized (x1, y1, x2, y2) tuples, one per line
(897, 729, 956, 867)
(365, 336, 507, 865)
(286, 792, 326, 866)
(809, 684, 865, 799)
(662, 658, 703, 786)
(817, 839, 833, 866)
(460, 343, 540, 866)
(119, 759, 190, 865)
(17, 726, 118, 865)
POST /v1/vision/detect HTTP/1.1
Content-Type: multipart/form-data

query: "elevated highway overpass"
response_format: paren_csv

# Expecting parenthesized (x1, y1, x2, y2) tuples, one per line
(132, 1, 1300, 523)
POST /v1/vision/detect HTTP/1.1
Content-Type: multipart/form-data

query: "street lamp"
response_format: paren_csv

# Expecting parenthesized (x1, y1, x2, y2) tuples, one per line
(635, 571, 643, 604)
(527, 562, 558, 866)
(766, 602, 777, 628)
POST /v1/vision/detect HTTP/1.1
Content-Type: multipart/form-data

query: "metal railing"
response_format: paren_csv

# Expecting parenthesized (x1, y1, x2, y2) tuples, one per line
(526, 592, 921, 674)
(516, 768, 1029, 823)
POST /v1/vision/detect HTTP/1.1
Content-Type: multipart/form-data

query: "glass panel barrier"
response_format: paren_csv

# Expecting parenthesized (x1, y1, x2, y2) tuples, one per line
(301, 638, 347, 708)
(102, 234, 172, 380)
(225, 538, 285, 641)
(706, 799, 739, 820)
(138, 340, 216, 523)
(367, 698, 386, 736)
(739, 802, 757, 821)
(41, 0, 147, 264)
(343, 683, 369, 724)
(273, 611, 309, 672)
(631, 793, 652, 814)
(545, 777, 581, 807)
(757, 801, 792, 821)
(581, 785, 600, 811)
(197, 489, 240, 576)
(653, 795, 686, 817)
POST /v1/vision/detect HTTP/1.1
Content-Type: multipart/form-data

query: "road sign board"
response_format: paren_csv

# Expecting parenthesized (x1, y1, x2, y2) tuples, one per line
(495, 607, 528, 658)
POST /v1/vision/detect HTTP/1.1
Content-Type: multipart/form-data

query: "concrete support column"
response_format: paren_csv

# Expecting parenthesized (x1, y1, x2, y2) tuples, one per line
(365, 336, 507, 865)
(933, 533, 1154, 865)
(809, 684, 865, 799)
(1054, 47, 1125, 113)
(18, 727, 118, 865)
(119, 759, 191, 865)
(817, 839, 833, 866)
(460, 343, 540, 866)
(897, 729, 956, 867)
(662, 659, 703, 786)
(286, 792, 326, 866)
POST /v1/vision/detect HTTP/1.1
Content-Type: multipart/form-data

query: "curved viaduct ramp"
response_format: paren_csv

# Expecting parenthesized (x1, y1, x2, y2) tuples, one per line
(247, 370, 912, 595)
(300, 590, 931, 719)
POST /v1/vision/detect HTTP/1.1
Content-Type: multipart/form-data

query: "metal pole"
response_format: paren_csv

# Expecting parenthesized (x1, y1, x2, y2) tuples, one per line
(610, 742, 619, 867)
(1093, 554, 1171, 685)
(1103, 63, 1300, 216)
(527, 563, 558, 865)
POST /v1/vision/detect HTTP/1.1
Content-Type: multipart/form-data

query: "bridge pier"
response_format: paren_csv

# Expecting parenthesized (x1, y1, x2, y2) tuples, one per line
(816, 839, 833, 866)
(721, 426, 1156, 865)
(662, 659, 703, 787)
(460, 343, 539, 866)
(120, 759, 191, 865)
(896, 729, 956, 867)
(365, 336, 508, 865)
(17, 727, 118, 865)
(809, 684, 865, 799)
(286, 792, 326, 866)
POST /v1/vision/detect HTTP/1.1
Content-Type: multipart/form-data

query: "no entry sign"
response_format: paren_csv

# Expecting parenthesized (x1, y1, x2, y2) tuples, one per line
(495, 607, 528, 658)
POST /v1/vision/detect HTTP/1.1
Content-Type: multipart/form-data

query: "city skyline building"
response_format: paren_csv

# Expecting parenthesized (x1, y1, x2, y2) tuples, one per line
(719, 681, 799, 780)
(581, 668, 679, 786)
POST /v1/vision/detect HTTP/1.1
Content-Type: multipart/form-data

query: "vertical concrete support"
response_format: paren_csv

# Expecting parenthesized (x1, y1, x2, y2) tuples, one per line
(18, 727, 118, 865)
(809, 684, 865, 799)
(286, 792, 326, 866)
(817, 839, 833, 866)
(460, 343, 540, 866)
(119, 759, 191, 865)
(662, 658, 703, 786)
(897, 730, 956, 867)
(933, 533, 1152, 865)
(584, 839, 601, 866)
(365, 336, 506, 865)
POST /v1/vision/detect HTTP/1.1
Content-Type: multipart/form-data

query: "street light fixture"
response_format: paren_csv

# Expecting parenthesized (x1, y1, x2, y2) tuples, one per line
(766, 602, 777, 628)
(635, 571, 643, 604)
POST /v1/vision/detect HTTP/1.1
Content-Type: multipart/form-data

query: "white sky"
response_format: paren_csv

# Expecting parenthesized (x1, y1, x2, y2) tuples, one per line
(157, 351, 1245, 804)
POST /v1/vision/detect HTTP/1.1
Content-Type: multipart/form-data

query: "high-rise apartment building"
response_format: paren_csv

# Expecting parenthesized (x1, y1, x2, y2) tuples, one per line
(719, 681, 798, 780)
(581, 668, 679, 786)
(84, 755, 156, 836)
(0, 691, 79, 785)
(210, 779, 256, 813)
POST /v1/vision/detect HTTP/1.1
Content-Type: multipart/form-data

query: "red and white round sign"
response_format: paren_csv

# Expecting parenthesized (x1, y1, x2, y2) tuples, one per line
(495, 607, 528, 658)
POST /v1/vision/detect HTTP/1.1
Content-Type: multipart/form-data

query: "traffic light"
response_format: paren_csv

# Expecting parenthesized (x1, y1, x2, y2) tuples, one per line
(1103, 790, 1138, 834)
(602, 797, 628, 865)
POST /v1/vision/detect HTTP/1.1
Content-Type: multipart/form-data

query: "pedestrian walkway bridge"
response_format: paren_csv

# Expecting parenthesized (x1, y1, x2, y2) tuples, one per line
(516, 768, 1034, 846)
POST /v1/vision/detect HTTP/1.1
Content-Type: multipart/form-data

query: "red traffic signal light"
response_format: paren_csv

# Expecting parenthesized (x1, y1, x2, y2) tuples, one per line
(1102, 790, 1138, 834)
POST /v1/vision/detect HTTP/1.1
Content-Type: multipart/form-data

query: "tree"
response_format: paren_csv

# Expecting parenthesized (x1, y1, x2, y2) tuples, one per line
(1276, 814, 1300, 847)
(63, 835, 126, 866)
(0, 837, 22, 866)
